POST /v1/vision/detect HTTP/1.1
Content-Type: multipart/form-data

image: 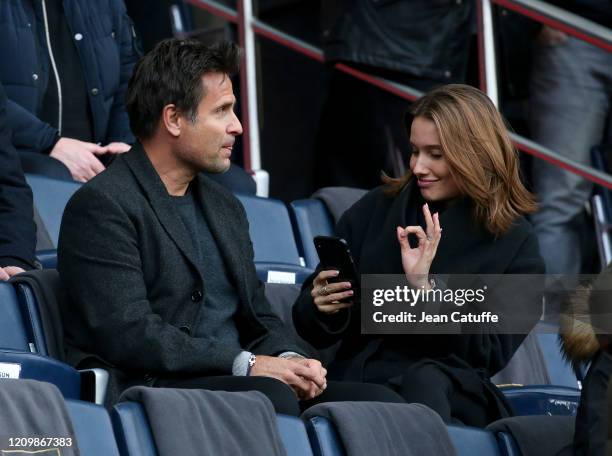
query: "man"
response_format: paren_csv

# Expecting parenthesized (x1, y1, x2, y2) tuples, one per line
(0, 0, 139, 182)
(58, 39, 326, 414)
(529, 1, 611, 274)
(0, 83, 37, 280)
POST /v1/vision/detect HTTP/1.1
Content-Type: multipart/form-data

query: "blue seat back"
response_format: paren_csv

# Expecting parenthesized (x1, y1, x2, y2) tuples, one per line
(447, 425, 502, 456)
(289, 199, 334, 269)
(235, 193, 302, 265)
(0, 282, 30, 351)
(26, 174, 82, 248)
(502, 385, 580, 416)
(111, 402, 158, 456)
(305, 416, 345, 456)
(536, 323, 580, 389)
(276, 414, 314, 456)
(113, 403, 314, 456)
(0, 350, 80, 399)
(67, 399, 120, 456)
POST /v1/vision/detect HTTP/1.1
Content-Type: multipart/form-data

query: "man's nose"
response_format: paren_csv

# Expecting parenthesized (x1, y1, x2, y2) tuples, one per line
(229, 111, 243, 136)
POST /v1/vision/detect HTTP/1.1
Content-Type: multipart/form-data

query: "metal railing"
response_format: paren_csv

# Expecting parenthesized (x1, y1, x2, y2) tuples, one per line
(185, 0, 612, 195)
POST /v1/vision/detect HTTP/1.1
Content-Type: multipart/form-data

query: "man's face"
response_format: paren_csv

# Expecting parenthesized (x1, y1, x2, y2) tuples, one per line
(176, 72, 242, 173)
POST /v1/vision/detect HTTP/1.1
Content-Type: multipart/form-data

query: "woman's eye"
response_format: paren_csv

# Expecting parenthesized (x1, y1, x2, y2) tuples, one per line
(410, 148, 419, 155)
(431, 154, 442, 159)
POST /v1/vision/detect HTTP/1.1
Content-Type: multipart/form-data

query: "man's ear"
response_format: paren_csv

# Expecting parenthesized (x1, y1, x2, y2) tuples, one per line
(162, 104, 182, 137)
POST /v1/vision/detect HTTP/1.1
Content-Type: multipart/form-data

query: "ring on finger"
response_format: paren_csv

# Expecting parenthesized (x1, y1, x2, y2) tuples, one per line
(426, 235, 433, 241)
(318, 286, 329, 296)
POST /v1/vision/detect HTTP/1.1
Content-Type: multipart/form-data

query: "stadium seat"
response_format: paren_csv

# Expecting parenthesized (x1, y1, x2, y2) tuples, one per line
(36, 249, 58, 269)
(0, 278, 81, 399)
(25, 173, 82, 248)
(0, 350, 80, 399)
(305, 415, 514, 456)
(502, 385, 580, 416)
(447, 424, 503, 456)
(111, 402, 158, 456)
(235, 193, 313, 282)
(12, 270, 107, 403)
(289, 199, 334, 269)
(66, 399, 121, 456)
(112, 402, 314, 456)
(304, 416, 345, 456)
(277, 414, 315, 456)
(0, 281, 31, 351)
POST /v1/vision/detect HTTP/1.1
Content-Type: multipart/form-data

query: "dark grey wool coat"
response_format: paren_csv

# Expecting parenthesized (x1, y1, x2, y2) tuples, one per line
(58, 143, 304, 404)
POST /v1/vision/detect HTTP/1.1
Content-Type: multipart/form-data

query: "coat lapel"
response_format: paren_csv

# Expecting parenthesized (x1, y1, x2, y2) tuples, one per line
(122, 144, 204, 278)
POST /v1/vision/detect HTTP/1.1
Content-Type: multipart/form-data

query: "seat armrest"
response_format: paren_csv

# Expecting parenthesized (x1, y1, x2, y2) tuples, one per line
(79, 368, 109, 405)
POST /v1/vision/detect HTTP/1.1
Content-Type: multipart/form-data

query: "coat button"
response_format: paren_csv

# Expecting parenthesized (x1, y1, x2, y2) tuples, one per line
(179, 325, 191, 334)
(91, 88, 99, 96)
(191, 290, 203, 302)
(32, 73, 38, 81)
(74, 33, 83, 41)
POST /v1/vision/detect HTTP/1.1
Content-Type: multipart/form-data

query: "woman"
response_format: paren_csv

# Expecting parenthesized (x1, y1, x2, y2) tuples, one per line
(294, 84, 545, 426)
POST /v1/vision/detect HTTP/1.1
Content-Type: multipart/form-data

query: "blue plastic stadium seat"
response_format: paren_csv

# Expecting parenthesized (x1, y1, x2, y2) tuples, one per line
(25, 173, 82, 248)
(111, 402, 158, 456)
(447, 425, 502, 456)
(289, 199, 335, 269)
(305, 416, 344, 456)
(276, 414, 314, 456)
(235, 193, 313, 282)
(235, 193, 302, 265)
(66, 399, 121, 456)
(501, 385, 580, 416)
(536, 324, 581, 390)
(36, 249, 58, 269)
(0, 282, 31, 351)
(0, 350, 80, 399)
(112, 402, 314, 456)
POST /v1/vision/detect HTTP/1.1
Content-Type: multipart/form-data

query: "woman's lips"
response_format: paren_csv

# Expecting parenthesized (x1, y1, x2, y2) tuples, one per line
(417, 179, 439, 188)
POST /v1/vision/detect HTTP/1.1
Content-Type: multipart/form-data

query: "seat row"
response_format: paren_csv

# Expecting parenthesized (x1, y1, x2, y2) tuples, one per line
(1, 375, 533, 456)
(27, 173, 352, 283)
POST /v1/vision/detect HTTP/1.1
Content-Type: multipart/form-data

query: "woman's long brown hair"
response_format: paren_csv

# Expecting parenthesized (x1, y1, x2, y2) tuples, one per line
(383, 84, 536, 237)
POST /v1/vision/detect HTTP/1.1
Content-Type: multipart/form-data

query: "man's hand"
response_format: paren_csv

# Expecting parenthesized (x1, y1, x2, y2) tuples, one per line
(249, 355, 327, 400)
(0, 266, 25, 281)
(103, 142, 131, 154)
(537, 26, 568, 46)
(50, 137, 107, 182)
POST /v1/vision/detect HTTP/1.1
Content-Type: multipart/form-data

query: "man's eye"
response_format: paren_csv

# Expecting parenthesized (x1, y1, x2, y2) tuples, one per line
(410, 148, 419, 155)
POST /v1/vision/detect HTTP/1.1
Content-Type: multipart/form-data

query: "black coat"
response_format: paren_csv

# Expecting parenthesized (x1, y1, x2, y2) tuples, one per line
(0, 83, 37, 270)
(58, 143, 304, 404)
(293, 182, 545, 421)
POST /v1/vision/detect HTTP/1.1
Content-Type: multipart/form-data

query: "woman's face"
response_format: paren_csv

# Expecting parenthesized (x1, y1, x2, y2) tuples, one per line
(409, 116, 461, 202)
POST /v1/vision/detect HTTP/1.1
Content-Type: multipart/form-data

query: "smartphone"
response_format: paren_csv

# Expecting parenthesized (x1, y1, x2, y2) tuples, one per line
(313, 236, 360, 298)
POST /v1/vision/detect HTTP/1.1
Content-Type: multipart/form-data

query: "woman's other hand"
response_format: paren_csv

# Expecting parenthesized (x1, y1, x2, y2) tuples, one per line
(397, 203, 442, 288)
(311, 269, 354, 314)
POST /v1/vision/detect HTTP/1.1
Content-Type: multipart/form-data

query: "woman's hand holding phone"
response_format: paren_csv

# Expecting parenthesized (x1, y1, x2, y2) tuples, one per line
(311, 269, 354, 314)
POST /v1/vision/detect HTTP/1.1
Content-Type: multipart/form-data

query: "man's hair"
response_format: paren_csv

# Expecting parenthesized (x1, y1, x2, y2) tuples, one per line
(383, 84, 536, 237)
(126, 39, 241, 139)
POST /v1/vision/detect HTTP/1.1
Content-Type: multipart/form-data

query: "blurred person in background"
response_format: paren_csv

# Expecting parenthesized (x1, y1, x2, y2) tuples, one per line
(314, 0, 475, 190)
(0, 82, 37, 280)
(0, 0, 140, 182)
(529, 0, 612, 274)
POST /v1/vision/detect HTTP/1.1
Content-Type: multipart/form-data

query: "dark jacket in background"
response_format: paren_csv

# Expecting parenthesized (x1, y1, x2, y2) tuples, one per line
(293, 182, 545, 424)
(0, 83, 37, 270)
(58, 144, 304, 404)
(321, 0, 475, 83)
(0, 0, 139, 154)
